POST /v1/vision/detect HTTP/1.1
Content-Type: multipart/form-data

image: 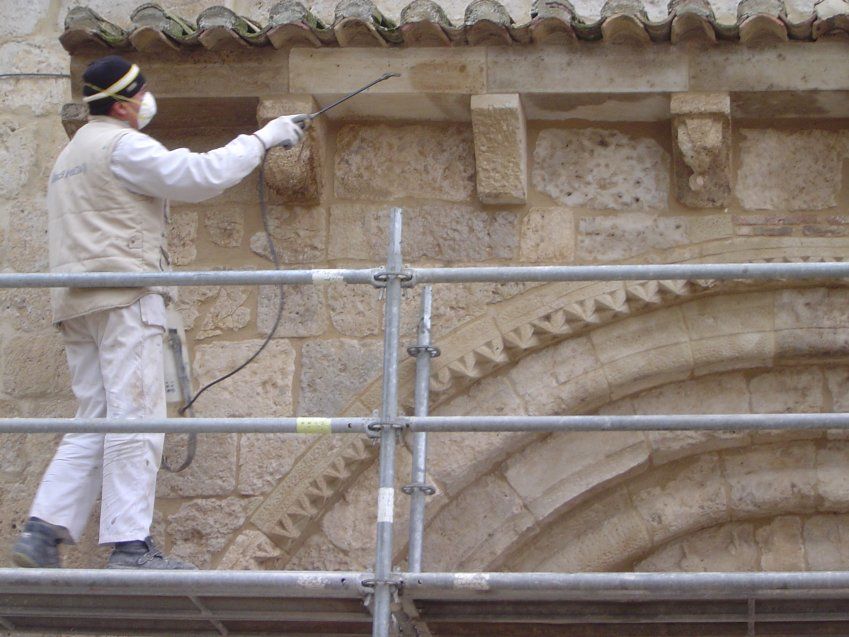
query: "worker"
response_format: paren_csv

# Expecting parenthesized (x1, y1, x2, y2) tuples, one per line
(10, 55, 305, 570)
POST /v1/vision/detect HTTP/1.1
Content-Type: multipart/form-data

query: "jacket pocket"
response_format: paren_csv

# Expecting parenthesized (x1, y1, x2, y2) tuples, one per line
(139, 293, 166, 331)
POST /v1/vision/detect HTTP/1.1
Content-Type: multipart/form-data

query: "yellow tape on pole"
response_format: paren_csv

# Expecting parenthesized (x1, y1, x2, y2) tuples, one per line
(296, 417, 332, 434)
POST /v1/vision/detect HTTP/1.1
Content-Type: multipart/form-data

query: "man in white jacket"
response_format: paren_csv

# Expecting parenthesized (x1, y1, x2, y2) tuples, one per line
(11, 55, 303, 569)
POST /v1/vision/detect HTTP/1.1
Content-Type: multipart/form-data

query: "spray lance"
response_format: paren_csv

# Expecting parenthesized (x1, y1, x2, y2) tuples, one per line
(163, 71, 402, 472)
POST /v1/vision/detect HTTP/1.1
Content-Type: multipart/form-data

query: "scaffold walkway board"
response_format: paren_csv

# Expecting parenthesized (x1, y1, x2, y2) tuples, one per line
(4, 570, 849, 636)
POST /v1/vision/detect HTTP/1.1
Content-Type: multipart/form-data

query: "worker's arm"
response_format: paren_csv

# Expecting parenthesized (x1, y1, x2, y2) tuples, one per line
(110, 116, 304, 203)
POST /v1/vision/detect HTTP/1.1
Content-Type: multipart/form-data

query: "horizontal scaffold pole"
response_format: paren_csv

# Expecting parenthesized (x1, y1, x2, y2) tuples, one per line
(0, 417, 372, 434)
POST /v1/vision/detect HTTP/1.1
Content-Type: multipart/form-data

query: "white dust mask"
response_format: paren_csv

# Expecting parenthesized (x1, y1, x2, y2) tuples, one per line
(136, 92, 157, 130)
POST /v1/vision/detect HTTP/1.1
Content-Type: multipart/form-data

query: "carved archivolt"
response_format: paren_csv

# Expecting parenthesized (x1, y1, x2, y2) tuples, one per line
(248, 238, 849, 564)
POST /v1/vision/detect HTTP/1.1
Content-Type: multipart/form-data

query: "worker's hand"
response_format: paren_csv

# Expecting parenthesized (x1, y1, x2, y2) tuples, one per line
(292, 113, 312, 132)
(254, 115, 306, 151)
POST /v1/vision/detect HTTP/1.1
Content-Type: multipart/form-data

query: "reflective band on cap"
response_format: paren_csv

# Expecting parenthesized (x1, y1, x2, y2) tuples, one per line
(83, 64, 140, 103)
(295, 417, 332, 434)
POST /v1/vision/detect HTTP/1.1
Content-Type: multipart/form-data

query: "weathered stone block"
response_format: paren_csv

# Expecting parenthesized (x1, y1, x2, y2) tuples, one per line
(577, 213, 689, 261)
(326, 284, 382, 338)
(249, 205, 326, 264)
(2, 331, 70, 398)
(204, 207, 243, 248)
(191, 339, 295, 417)
(505, 431, 650, 522)
(723, 442, 818, 516)
(749, 368, 824, 414)
(736, 129, 848, 210)
(238, 433, 314, 496)
(257, 284, 327, 338)
(335, 125, 475, 202)
(804, 514, 849, 570)
(0, 40, 69, 115)
(258, 96, 324, 205)
(638, 523, 759, 572)
(217, 529, 283, 570)
(532, 129, 669, 210)
(756, 516, 805, 570)
(166, 208, 197, 266)
(299, 339, 382, 416)
(815, 443, 849, 510)
(0, 120, 38, 200)
(173, 286, 218, 332)
(470, 94, 527, 204)
(157, 434, 236, 497)
(0, 0, 48, 36)
(195, 287, 252, 340)
(520, 208, 574, 263)
(329, 203, 518, 262)
(670, 92, 731, 208)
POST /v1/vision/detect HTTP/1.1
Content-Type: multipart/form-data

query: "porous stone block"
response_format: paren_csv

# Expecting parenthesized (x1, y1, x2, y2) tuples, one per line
(1, 0, 49, 36)
(532, 129, 669, 210)
(191, 339, 295, 417)
(335, 124, 475, 202)
(423, 474, 535, 571)
(258, 96, 324, 205)
(287, 531, 363, 571)
(804, 514, 849, 570)
(630, 454, 729, 542)
(328, 203, 518, 262)
(166, 208, 197, 266)
(204, 207, 243, 248)
(590, 309, 693, 400)
(520, 208, 575, 263)
(298, 339, 383, 416)
(428, 377, 529, 495)
(749, 368, 825, 414)
(470, 94, 527, 204)
(173, 286, 218, 332)
(326, 285, 382, 338)
(722, 442, 818, 516)
(505, 431, 650, 522)
(157, 434, 237, 497)
(249, 205, 326, 265)
(577, 213, 689, 261)
(2, 331, 70, 398)
(196, 287, 252, 340)
(257, 284, 328, 338)
(757, 516, 805, 571)
(238, 433, 314, 496)
(0, 119, 38, 200)
(167, 496, 259, 569)
(0, 40, 69, 115)
(6, 196, 47, 272)
(736, 129, 848, 210)
(670, 92, 731, 208)
(815, 443, 849, 510)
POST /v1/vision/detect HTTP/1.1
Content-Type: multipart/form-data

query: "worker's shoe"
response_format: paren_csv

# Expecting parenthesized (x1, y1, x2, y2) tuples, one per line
(106, 537, 197, 570)
(11, 518, 63, 568)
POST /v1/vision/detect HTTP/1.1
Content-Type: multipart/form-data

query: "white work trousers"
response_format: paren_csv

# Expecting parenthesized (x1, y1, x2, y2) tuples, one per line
(30, 294, 167, 544)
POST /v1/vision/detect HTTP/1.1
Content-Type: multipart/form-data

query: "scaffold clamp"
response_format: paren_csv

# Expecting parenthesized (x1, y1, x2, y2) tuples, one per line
(406, 345, 440, 358)
(401, 482, 436, 496)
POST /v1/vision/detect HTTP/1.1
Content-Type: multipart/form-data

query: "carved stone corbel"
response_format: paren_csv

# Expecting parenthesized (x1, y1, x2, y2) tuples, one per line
(670, 92, 731, 209)
(257, 96, 324, 205)
(471, 93, 528, 205)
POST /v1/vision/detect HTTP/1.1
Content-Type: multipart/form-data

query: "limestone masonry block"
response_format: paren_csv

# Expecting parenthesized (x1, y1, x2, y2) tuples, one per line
(192, 340, 295, 417)
(204, 208, 244, 248)
(532, 129, 669, 210)
(0, 40, 70, 116)
(196, 287, 251, 340)
(156, 434, 236, 498)
(258, 96, 324, 205)
(670, 92, 731, 208)
(737, 129, 848, 210)
(249, 205, 326, 265)
(166, 209, 197, 266)
(217, 530, 282, 570)
(757, 516, 805, 571)
(238, 433, 314, 497)
(298, 339, 383, 416)
(0, 119, 38, 200)
(805, 514, 849, 570)
(335, 125, 475, 202)
(2, 331, 70, 398)
(257, 284, 328, 338)
(639, 523, 759, 572)
(577, 213, 689, 261)
(520, 208, 574, 262)
(470, 94, 527, 204)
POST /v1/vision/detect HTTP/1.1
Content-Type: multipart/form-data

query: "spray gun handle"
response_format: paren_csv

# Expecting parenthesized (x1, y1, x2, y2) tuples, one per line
(280, 114, 313, 150)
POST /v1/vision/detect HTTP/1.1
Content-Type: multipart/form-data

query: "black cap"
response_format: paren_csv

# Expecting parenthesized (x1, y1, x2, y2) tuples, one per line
(82, 55, 145, 114)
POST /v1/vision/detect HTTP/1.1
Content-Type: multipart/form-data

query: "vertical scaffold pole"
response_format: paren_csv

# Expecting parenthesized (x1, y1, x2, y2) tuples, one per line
(406, 286, 436, 573)
(372, 208, 404, 637)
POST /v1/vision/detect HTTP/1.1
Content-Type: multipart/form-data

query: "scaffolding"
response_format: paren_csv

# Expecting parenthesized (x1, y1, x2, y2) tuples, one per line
(3, 207, 849, 636)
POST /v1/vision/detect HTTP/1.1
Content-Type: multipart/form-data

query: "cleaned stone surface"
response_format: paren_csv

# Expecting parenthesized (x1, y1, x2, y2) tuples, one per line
(471, 94, 527, 204)
(0, 0, 48, 36)
(749, 367, 824, 413)
(238, 433, 314, 496)
(775, 288, 849, 360)
(249, 205, 326, 264)
(0, 40, 68, 115)
(804, 514, 849, 570)
(0, 288, 52, 333)
(577, 213, 689, 261)
(6, 196, 48, 272)
(2, 331, 69, 398)
(736, 129, 848, 210)
(638, 523, 759, 572)
(196, 287, 252, 340)
(299, 339, 382, 416)
(815, 442, 849, 510)
(326, 284, 382, 337)
(335, 124, 475, 202)
(757, 516, 805, 570)
(520, 208, 575, 263)
(329, 203, 518, 263)
(0, 120, 38, 200)
(533, 129, 669, 210)
(157, 434, 237, 498)
(191, 340, 295, 417)
(287, 530, 362, 571)
(174, 286, 218, 332)
(257, 284, 328, 337)
(204, 207, 243, 248)
(167, 209, 198, 266)
(424, 474, 535, 571)
(167, 496, 258, 569)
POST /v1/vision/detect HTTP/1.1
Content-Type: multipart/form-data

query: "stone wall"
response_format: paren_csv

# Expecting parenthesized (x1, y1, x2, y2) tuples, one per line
(3, 0, 849, 588)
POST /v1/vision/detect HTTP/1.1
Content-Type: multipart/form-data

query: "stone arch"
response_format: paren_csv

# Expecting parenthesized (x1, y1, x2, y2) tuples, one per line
(266, 285, 849, 571)
(239, 238, 849, 568)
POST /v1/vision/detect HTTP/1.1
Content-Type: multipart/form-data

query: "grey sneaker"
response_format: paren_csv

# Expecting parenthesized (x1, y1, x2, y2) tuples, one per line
(106, 537, 197, 570)
(11, 518, 62, 568)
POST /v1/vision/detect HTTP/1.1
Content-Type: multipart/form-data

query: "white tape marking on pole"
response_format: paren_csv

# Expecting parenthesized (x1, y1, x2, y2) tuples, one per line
(454, 573, 491, 590)
(377, 487, 394, 523)
(312, 270, 346, 284)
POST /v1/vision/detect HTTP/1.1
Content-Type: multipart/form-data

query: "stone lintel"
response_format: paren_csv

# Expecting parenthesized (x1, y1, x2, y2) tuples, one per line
(258, 95, 324, 206)
(671, 92, 731, 209)
(470, 94, 527, 205)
